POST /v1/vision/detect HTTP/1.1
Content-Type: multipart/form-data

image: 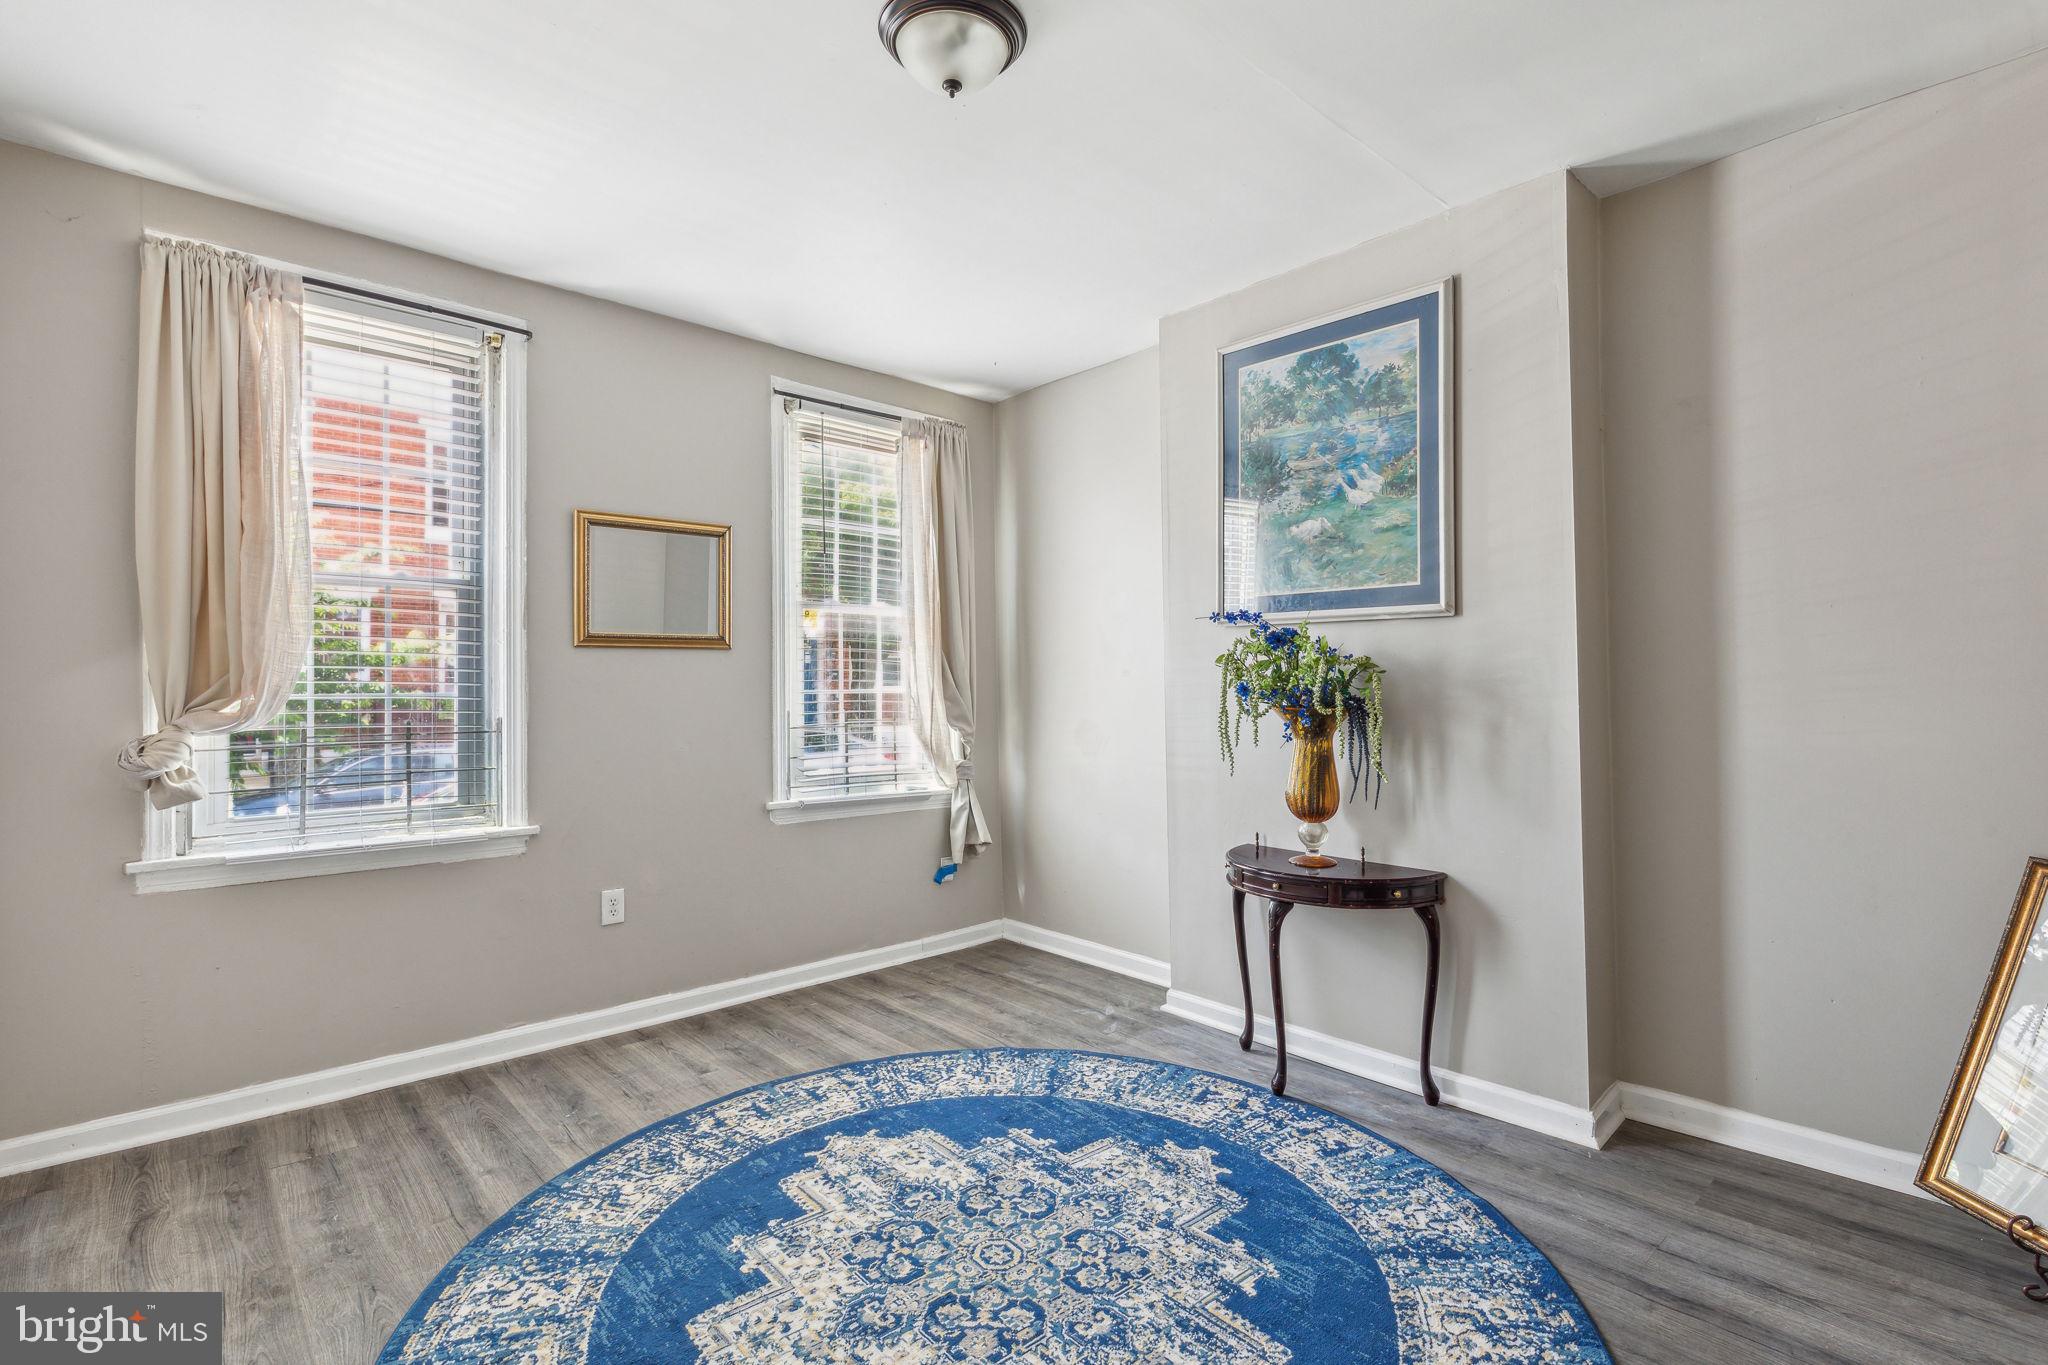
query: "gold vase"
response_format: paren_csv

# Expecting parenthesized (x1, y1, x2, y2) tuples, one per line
(1283, 708, 1341, 868)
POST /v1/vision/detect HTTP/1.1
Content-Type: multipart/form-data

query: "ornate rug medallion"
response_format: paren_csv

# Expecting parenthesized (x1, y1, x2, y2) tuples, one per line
(378, 1049, 1610, 1363)
(693, 1128, 1283, 1362)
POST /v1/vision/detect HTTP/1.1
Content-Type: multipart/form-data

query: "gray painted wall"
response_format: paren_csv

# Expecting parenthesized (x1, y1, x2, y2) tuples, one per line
(1158, 174, 1612, 1110)
(1600, 52, 2048, 1150)
(0, 139, 1006, 1142)
(994, 350, 1171, 962)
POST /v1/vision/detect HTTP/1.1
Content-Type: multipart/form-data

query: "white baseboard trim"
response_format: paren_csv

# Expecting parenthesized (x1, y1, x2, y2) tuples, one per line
(0, 915, 1930, 1205)
(1591, 1080, 1626, 1149)
(1161, 989, 1613, 1150)
(0, 919, 1006, 1179)
(1616, 1083, 1926, 1199)
(1158, 988, 1923, 1192)
(998, 919, 1171, 987)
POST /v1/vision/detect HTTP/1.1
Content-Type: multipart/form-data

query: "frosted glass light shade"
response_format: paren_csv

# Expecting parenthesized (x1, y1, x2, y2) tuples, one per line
(880, 2, 1027, 99)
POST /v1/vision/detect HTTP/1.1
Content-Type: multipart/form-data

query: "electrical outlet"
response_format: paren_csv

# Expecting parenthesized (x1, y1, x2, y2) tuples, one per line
(600, 888, 626, 926)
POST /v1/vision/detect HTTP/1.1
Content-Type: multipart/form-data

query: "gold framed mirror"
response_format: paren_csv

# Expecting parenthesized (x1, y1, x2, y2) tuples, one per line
(573, 510, 731, 648)
(1919, 856, 2048, 1255)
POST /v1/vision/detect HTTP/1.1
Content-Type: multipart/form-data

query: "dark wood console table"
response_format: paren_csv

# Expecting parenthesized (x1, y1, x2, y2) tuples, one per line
(1224, 843, 1448, 1100)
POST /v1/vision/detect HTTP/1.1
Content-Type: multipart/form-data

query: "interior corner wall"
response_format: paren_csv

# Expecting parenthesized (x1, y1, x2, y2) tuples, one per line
(1158, 173, 1604, 1110)
(1600, 51, 2048, 1151)
(0, 138, 1007, 1144)
(1564, 173, 1619, 1100)
(993, 349, 1171, 962)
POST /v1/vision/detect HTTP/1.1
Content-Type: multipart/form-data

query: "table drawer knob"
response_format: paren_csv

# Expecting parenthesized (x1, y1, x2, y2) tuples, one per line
(1392, 889, 1405, 899)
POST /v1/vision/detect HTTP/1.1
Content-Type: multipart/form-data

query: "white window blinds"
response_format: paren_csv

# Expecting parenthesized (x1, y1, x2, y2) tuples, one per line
(1221, 497, 1259, 611)
(189, 288, 499, 845)
(777, 395, 938, 800)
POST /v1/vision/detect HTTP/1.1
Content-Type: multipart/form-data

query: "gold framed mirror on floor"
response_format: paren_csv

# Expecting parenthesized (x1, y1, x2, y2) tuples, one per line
(1919, 856, 2048, 1268)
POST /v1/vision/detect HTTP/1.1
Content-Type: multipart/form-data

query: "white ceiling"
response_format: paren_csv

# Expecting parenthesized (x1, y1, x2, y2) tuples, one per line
(3, 0, 2045, 399)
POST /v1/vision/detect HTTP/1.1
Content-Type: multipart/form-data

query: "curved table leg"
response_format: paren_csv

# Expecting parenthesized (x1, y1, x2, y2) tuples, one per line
(1231, 887, 1253, 1051)
(1414, 903, 1442, 1106)
(1266, 900, 1294, 1095)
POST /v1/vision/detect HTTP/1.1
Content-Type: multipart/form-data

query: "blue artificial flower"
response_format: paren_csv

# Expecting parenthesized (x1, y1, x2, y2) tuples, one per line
(1234, 681, 1250, 699)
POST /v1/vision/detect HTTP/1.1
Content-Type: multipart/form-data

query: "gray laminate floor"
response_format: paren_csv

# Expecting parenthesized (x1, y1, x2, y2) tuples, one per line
(0, 941, 2037, 1362)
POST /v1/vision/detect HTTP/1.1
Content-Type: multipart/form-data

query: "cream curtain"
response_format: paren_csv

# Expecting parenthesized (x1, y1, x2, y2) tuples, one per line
(902, 415, 991, 868)
(118, 238, 309, 809)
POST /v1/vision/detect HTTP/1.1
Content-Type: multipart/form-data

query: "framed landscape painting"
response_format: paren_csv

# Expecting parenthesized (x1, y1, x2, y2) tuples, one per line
(1219, 279, 1454, 620)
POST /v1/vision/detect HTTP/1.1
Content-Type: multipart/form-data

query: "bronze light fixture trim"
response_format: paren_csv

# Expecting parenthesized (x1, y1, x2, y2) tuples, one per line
(878, 0, 1027, 99)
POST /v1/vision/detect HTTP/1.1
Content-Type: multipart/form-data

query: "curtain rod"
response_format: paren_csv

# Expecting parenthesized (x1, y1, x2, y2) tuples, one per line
(774, 388, 959, 427)
(143, 231, 535, 339)
(303, 277, 534, 339)
(775, 389, 901, 423)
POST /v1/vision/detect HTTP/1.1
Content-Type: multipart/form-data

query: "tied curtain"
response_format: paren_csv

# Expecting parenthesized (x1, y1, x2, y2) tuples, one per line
(118, 237, 310, 808)
(901, 415, 992, 868)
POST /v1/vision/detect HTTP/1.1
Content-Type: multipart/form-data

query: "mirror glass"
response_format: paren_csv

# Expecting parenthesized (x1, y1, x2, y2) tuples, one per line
(578, 516, 728, 645)
(1943, 909, 2048, 1225)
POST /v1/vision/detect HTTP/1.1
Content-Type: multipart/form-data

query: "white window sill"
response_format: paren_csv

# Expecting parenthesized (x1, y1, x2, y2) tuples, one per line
(766, 790, 949, 825)
(127, 823, 539, 894)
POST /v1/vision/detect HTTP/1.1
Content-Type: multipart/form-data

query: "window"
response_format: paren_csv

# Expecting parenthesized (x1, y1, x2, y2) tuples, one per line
(133, 282, 530, 890)
(769, 385, 941, 819)
(1221, 497, 1259, 611)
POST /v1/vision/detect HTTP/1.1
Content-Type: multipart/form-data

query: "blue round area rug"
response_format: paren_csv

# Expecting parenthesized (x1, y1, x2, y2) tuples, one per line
(379, 1049, 1610, 1363)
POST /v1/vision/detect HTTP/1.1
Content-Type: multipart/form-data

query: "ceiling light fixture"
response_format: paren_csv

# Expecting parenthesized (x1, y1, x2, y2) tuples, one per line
(878, 0, 1027, 100)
